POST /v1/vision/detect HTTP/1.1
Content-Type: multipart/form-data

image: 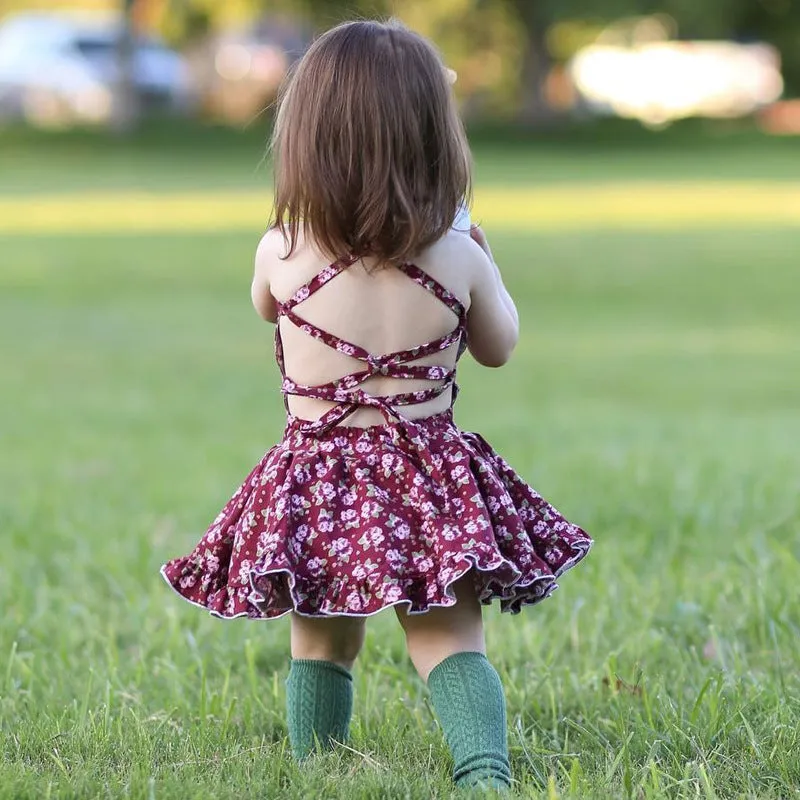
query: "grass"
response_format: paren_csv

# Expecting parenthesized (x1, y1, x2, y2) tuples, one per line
(1, 125, 799, 798)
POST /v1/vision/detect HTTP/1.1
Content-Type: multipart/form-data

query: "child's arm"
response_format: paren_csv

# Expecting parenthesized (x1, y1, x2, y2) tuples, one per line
(251, 229, 283, 323)
(465, 225, 519, 367)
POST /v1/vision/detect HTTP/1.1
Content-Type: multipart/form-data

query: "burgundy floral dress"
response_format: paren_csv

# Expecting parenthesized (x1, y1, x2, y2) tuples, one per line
(161, 256, 592, 619)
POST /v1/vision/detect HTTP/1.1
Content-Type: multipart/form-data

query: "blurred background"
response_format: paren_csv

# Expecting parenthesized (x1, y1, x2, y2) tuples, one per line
(0, 0, 797, 132)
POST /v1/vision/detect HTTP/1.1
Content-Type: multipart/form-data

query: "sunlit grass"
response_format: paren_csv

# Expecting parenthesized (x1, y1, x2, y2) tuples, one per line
(2, 182, 800, 234)
(1, 140, 799, 798)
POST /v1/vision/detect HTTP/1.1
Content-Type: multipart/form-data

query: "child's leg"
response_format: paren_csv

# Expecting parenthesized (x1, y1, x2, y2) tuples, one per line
(395, 577, 511, 790)
(286, 614, 366, 760)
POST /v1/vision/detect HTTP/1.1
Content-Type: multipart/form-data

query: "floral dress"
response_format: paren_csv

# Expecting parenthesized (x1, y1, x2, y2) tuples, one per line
(161, 256, 592, 619)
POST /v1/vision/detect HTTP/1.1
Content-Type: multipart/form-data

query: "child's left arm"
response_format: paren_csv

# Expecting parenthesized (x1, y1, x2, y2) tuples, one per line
(251, 229, 282, 323)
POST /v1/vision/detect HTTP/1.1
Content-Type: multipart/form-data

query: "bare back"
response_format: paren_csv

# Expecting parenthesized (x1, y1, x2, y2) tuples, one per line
(252, 226, 519, 428)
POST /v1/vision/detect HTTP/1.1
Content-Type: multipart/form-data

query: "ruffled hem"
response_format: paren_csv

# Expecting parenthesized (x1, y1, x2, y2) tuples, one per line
(160, 412, 593, 620)
(161, 539, 591, 620)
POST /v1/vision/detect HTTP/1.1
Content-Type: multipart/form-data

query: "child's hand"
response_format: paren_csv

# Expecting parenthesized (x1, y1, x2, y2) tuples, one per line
(470, 225, 494, 264)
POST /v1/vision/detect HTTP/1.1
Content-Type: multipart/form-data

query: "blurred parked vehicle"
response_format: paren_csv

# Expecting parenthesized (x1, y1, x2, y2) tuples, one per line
(566, 16, 783, 126)
(571, 40, 783, 126)
(187, 17, 309, 124)
(0, 12, 191, 128)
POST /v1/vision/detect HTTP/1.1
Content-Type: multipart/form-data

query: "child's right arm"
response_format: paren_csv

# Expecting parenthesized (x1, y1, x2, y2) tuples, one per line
(465, 225, 519, 367)
(251, 228, 283, 323)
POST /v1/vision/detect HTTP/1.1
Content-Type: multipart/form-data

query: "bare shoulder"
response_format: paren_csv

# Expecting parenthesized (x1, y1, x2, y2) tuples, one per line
(254, 226, 292, 280)
(257, 225, 330, 304)
(416, 229, 492, 300)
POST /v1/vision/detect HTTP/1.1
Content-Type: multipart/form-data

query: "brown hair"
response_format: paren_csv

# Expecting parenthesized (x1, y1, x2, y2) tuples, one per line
(270, 19, 472, 265)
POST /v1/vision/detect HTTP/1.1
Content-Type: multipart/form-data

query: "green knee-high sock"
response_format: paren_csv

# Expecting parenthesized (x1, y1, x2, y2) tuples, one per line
(427, 652, 512, 790)
(285, 659, 353, 760)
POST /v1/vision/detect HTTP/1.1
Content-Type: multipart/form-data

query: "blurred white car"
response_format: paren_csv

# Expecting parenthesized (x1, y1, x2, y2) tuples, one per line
(570, 40, 783, 126)
(0, 12, 191, 127)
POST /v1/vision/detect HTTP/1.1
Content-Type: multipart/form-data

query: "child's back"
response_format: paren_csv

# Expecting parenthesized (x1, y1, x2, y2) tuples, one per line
(256, 226, 508, 427)
(161, 18, 592, 793)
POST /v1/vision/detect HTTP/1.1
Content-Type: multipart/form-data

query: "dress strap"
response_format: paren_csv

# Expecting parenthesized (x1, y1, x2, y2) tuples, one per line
(287, 380, 455, 435)
(281, 306, 462, 367)
(275, 256, 465, 435)
(280, 307, 374, 362)
(395, 262, 466, 320)
(280, 254, 359, 313)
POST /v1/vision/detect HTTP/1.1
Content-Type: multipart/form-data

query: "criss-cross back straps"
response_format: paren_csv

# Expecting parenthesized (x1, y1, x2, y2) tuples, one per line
(278, 257, 466, 320)
(279, 254, 360, 313)
(394, 262, 466, 320)
(274, 255, 466, 433)
(279, 306, 463, 372)
(286, 379, 457, 433)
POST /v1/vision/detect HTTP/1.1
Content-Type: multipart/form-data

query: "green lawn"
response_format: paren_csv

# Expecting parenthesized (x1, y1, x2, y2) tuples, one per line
(1, 128, 799, 799)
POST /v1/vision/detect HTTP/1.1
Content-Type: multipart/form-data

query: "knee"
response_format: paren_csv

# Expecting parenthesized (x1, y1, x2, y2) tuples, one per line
(403, 623, 485, 683)
(292, 620, 366, 670)
(398, 594, 485, 682)
(403, 629, 438, 682)
(329, 627, 365, 668)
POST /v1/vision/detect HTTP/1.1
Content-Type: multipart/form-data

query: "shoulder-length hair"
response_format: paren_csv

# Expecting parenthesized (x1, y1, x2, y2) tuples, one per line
(270, 19, 472, 266)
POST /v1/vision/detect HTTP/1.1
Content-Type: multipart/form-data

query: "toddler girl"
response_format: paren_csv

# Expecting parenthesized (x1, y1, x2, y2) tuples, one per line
(162, 19, 591, 791)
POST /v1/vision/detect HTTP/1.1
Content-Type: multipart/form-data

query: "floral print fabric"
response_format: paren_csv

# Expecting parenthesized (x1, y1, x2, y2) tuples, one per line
(161, 411, 592, 619)
(161, 257, 592, 618)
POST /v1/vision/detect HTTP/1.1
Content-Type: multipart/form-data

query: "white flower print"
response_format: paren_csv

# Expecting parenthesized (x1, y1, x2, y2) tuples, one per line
(336, 342, 357, 356)
(440, 524, 458, 542)
(450, 465, 469, 486)
(413, 555, 434, 573)
(205, 526, 222, 545)
(346, 589, 363, 610)
(289, 494, 306, 513)
(393, 522, 411, 541)
(341, 508, 358, 526)
(385, 549, 408, 570)
(295, 524, 310, 543)
(367, 526, 385, 547)
(328, 538, 352, 560)
(306, 557, 328, 578)
(236, 558, 251, 583)
(383, 584, 403, 604)
(261, 530, 281, 551)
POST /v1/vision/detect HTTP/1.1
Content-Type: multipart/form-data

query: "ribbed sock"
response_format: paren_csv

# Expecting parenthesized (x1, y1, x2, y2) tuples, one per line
(285, 659, 353, 760)
(427, 651, 512, 790)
